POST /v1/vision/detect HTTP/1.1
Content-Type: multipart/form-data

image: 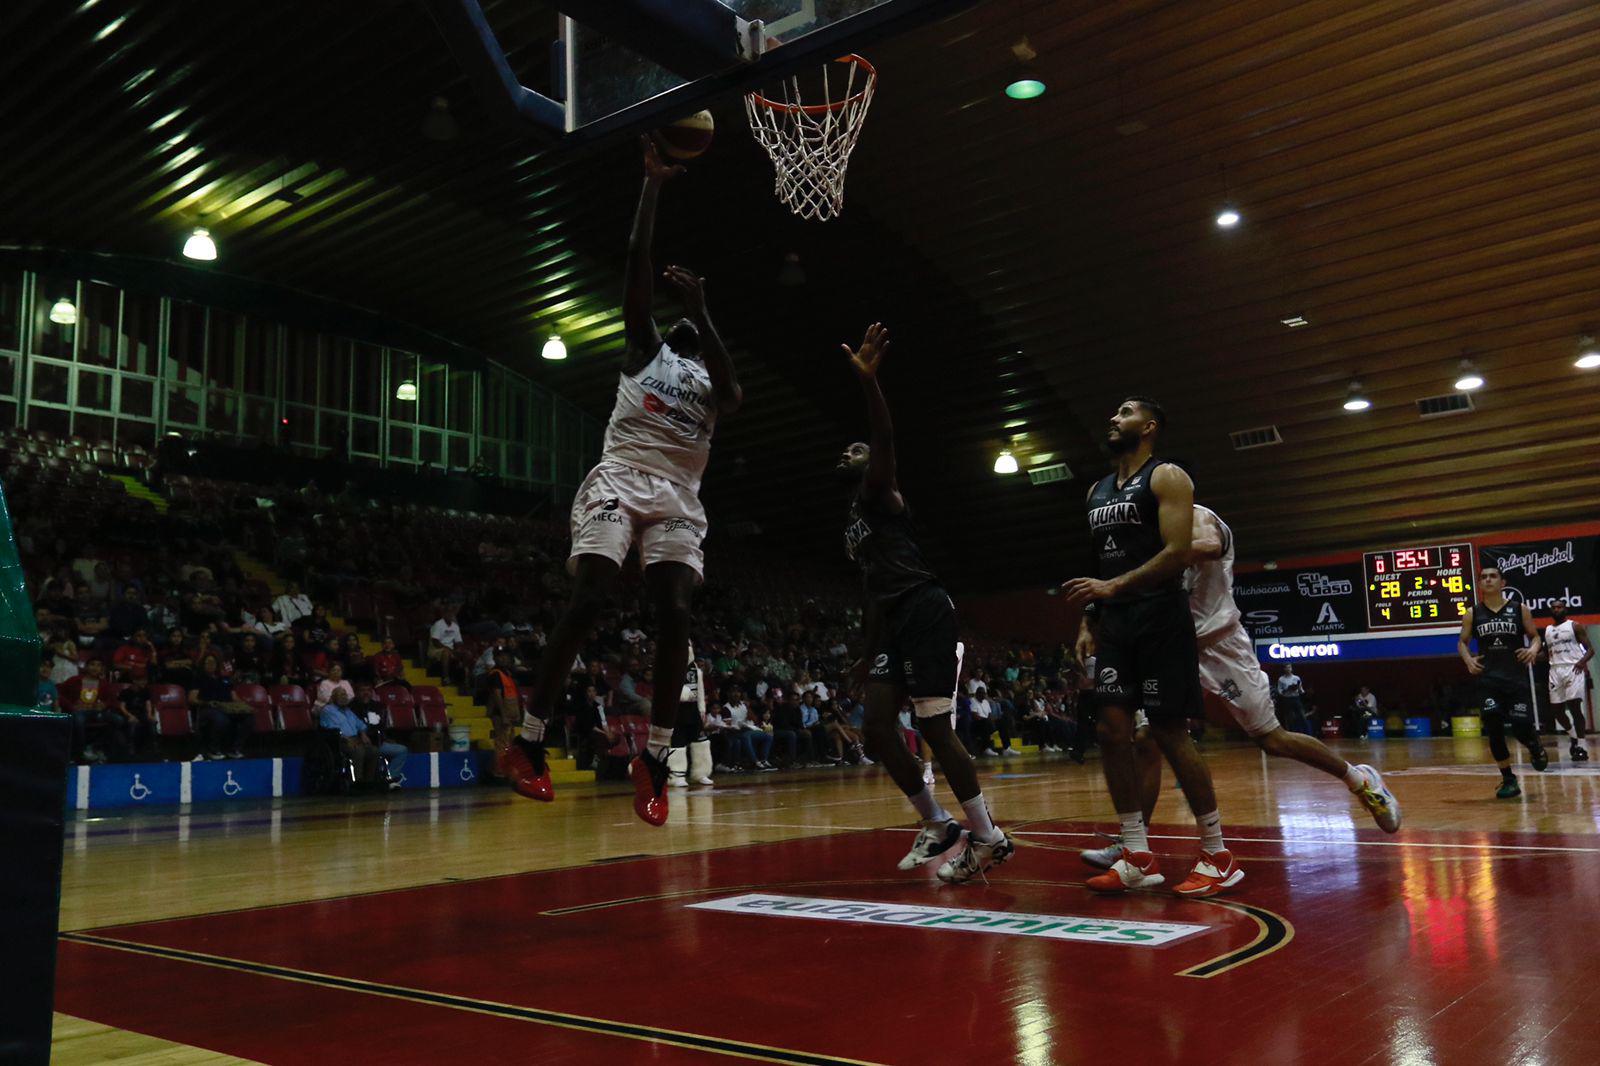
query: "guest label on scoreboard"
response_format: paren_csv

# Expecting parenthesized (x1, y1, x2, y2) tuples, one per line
(1362, 543, 1474, 629)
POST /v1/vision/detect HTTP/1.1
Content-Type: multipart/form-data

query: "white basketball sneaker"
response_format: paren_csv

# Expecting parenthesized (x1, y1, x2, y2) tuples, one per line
(1352, 764, 1401, 833)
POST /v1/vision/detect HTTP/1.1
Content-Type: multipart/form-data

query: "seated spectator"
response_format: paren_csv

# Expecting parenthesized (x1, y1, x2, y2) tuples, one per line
(371, 637, 407, 687)
(158, 627, 198, 688)
(572, 683, 618, 774)
(272, 581, 313, 626)
(107, 586, 150, 643)
(818, 697, 865, 764)
(112, 628, 158, 683)
(295, 604, 334, 648)
(231, 633, 268, 684)
(61, 659, 132, 764)
(245, 604, 291, 643)
(799, 689, 830, 760)
(968, 686, 1016, 758)
(427, 606, 463, 677)
(312, 662, 356, 715)
(352, 683, 408, 785)
(723, 688, 775, 771)
(189, 653, 253, 760)
(116, 678, 154, 757)
(73, 590, 112, 649)
(341, 633, 371, 683)
(473, 636, 511, 686)
(35, 660, 58, 713)
(49, 641, 82, 685)
(270, 633, 308, 687)
(303, 636, 342, 681)
(616, 657, 653, 714)
(317, 688, 390, 788)
(85, 560, 115, 602)
(770, 687, 815, 767)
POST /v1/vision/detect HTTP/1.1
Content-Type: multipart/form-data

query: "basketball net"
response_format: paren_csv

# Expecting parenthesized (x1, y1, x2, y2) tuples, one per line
(745, 55, 876, 221)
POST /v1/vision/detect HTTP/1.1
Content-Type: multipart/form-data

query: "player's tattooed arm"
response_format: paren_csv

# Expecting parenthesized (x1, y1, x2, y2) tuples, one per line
(843, 323, 904, 512)
(1458, 612, 1483, 675)
(623, 137, 681, 372)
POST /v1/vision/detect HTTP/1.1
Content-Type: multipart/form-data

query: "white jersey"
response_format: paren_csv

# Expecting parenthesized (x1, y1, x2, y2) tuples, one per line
(601, 342, 716, 493)
(1546, 620, 1584, 666)
(1182, 504, 1239, 641)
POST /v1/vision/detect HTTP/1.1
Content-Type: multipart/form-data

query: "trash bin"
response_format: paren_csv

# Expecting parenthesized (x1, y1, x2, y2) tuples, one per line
(1404, 717, 1432, 738)
(1451, 715, 1482, 738)
(1366, 719, 1386, 740)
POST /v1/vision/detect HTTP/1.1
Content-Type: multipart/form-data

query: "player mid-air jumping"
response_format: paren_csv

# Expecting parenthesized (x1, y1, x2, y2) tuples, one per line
(504, 138, 742, 826)
(1082, 502, 1401, 871)
(837, 323, 1014, 884)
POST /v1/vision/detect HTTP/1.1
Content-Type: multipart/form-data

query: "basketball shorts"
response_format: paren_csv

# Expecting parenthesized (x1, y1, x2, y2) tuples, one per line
(1548, 663, 1587, 705)
(1196, 625, 1278, 737)
(1093, 592, 1201, 722)
(867, 583, 959, 699)
(568, 460, 706, 578)
(1479, 674, 1534, 725)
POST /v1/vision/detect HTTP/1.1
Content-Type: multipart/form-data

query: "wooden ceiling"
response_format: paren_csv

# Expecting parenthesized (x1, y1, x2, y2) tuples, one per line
(2, 0, 1596, 591)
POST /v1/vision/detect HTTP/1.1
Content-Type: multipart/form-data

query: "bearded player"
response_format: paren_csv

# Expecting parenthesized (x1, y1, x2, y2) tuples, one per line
(1082, 502, 1401, 871)
(503, 138, 741, 826)
(837, 323, 1014, 884)
(1460, 565, 1548, 799)
(1544, 599, 1592, 761)
(1063, 398, 1242, 897)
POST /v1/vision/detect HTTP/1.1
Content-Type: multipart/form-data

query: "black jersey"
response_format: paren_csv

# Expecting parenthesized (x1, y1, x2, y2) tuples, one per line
(844, 492, 938, 605)
(1472, 599, 1527, 681)
(1086, 457, 1180, 602)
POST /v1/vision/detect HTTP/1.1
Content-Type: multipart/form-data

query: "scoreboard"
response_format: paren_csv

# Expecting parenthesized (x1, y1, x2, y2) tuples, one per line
(1362, 543, 1474, 629)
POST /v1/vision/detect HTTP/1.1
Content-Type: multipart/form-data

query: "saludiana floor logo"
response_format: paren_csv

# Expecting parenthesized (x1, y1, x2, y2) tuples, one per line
(688, 893, 1211, 946)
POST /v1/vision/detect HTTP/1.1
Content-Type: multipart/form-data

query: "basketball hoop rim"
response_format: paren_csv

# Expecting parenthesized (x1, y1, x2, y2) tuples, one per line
(746, 54, 877, 116)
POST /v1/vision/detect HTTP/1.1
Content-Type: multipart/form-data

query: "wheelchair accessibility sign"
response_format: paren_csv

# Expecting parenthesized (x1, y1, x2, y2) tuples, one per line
(129, 773, 152, 802)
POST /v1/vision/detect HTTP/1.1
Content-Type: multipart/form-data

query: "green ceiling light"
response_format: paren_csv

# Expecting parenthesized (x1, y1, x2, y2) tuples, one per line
(394, 379, 418, 401)
(1005, 79, 1045, 100)
(542, 335, 567, 361)
(49, 297, 77, 326)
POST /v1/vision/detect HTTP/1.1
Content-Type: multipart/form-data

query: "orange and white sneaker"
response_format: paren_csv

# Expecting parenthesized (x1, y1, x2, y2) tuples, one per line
(1086, 850, 1164, 892)
(1174, 850, 1244, 897)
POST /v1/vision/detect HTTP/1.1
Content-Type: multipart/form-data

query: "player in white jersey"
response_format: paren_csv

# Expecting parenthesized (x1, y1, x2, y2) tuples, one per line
(1543, 599, 1592, 761)
(504, 138, 743, 827)
(1083, 504, 1400, 870)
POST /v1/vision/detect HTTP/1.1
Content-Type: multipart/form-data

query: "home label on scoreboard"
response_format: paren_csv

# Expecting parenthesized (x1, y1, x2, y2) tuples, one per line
(1362, 543, 1474, 629)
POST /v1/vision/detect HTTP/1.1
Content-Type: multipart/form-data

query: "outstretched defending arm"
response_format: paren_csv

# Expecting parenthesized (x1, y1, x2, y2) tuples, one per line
(843, 323, 903, 512)
(623, 138, 683, 374)
(663, 266, 741, 416)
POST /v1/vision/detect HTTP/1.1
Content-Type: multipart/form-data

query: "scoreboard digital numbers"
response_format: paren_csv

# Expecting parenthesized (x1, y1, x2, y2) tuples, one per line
(1362, 543, 1474, 629)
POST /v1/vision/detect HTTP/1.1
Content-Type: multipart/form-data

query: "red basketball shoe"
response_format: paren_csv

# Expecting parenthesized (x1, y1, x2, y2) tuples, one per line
(1174, 850, 1244, 897)
(503, 737, 553, 802)
(630, 752, 670, 827)
(1086, 850, 1164, 892)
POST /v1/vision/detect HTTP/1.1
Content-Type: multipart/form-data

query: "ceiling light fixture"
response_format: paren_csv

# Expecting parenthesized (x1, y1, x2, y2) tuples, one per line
(1453, 358, 1484, 392)
(1343, 381, 1371, 412)
(1005, 79, 1045, 100)
(541, 335, 567, 361)
(48, 297, 77, 326)
(182, 226, 217, 261)
(1575, 336, 1600, 370)
(1280, 315, 1308, 328)
(394, 379, 418, 401)
(993, 450, 1019, 475)
(1215, 206, 1241, 229)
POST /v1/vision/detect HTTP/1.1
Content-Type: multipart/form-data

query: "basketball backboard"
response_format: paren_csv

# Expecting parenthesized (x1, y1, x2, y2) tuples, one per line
(423, 0, 968, 143)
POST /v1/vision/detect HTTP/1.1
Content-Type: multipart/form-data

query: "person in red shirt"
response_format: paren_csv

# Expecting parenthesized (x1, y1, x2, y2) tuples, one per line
(112, 628, 157, 683)
(61, 659, 133, 762)
(371, 637, 407, 688)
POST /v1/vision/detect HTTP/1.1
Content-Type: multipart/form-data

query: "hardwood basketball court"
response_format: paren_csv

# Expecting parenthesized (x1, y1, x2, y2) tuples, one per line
(54, 739, 1600, 1064)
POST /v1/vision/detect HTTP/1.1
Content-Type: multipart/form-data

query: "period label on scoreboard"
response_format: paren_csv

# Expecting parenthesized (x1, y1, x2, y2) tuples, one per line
(1362, 543, 1474, 629)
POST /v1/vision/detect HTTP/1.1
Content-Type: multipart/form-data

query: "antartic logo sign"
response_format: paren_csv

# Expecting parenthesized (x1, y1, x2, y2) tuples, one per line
(688, 893, 1211, 946)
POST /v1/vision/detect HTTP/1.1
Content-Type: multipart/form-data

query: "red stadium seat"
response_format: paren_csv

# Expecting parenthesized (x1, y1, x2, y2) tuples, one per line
(149, 683, 192, 737)
(236, 682, 277, 732)
(412, 686, 449, 730)
(271, 684, 314, 732)
(378, 685, 418, 731)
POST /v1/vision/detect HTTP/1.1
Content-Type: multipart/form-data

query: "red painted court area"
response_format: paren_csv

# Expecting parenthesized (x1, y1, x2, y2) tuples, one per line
(56, 822, 1600, 1065)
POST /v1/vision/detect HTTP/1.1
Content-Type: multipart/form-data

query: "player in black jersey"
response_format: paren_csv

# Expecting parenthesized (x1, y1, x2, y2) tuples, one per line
(835, 323, 1015, 884)
(1062, 397, 1240, 897)
(1459, 565, 1549, 798)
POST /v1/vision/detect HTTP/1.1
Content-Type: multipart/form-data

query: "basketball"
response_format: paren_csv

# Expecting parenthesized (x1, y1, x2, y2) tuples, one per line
(651, 110, 715, 160)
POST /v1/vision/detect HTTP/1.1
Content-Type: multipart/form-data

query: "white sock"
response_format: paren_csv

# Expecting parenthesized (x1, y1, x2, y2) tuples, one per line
(1119, 812, 1149, 854)
(519, 714, 546, 744)
(1341, 763, 1366, 792)
(647, 725, 673, 762)
(909, 785, 951, 824)
(961, 793, 1004, 844)
(1197, 809, 1225, 854)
